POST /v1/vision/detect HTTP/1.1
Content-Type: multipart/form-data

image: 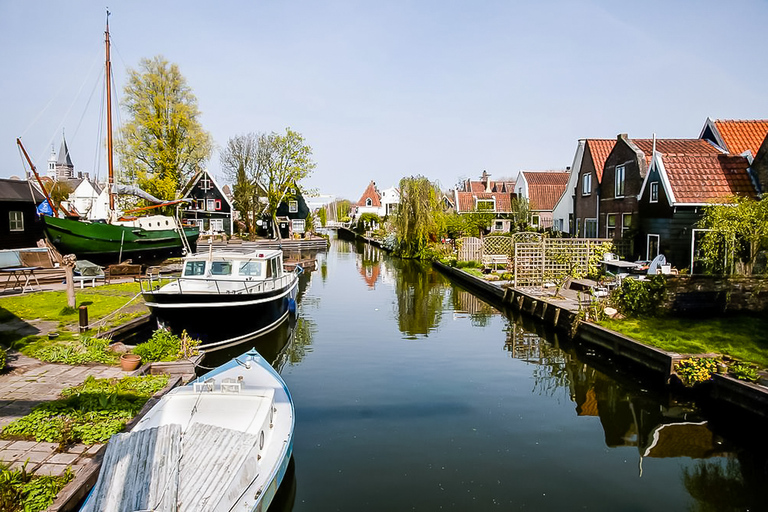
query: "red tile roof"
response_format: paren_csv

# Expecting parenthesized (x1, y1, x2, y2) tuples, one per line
(455, 191, 514, 213)
(520, 171, 569, 211)
(662, 153, 755, 204)
(633, 138, 723, 157)
(357, 181, 381, 207)
(584, 139, 615, 181)
(713, 119, 768, 156)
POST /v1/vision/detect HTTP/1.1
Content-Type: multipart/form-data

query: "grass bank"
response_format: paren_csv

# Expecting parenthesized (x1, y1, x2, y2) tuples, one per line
(598, 314, 768, 367)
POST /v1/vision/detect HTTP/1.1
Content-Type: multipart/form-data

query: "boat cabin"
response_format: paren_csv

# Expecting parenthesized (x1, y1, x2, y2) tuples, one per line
(181, 249, 285, 282)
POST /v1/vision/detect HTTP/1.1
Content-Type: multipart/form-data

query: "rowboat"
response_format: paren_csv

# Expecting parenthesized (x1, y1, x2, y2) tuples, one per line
(81, 348, 295, 511)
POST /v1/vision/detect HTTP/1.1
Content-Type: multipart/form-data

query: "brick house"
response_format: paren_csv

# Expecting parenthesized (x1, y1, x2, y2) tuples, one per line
(566, 139, 615, 237)
(453, 171, 517, 232)
(516, 170, 569, 230)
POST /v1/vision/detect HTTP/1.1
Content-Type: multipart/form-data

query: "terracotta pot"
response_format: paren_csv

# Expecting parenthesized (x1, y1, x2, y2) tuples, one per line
(120, 353, 142, 371)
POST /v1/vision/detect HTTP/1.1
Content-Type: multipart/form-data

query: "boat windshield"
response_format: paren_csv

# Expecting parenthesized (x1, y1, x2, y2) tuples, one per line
(184, 261, 206, 276)
(239, 261, 263, 277)
(211, 261, 232, 276)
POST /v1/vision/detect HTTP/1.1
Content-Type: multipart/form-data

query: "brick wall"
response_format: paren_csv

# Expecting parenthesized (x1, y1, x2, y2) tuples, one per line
(662, 275, 768, 315)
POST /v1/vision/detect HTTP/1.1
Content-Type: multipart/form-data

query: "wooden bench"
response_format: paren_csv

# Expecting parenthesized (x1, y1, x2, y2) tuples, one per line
(482, 254, 509, 271)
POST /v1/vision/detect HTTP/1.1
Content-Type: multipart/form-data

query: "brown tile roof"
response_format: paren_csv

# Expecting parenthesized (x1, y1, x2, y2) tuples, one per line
(521, 171, 569, 211)
(633, 138, 723, 157)
(357, 181, 381, 207)
(661, 153, 755, 204)
(584, 139, 615, 181)
(713, 119, 768, 156)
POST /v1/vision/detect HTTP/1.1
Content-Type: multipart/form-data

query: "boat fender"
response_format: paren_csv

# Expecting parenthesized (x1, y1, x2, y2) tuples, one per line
(288, 298, 296, 314)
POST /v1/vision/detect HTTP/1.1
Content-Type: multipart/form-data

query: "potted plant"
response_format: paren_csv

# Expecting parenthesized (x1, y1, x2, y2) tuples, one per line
(120, 353, 142, 371)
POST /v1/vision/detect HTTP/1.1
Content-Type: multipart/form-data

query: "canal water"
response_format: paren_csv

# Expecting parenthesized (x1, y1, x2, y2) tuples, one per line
(212, 237, 768, 511)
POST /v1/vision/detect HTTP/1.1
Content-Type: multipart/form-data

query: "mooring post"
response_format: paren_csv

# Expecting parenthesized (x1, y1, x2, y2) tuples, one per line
(79, 306, 88, 333)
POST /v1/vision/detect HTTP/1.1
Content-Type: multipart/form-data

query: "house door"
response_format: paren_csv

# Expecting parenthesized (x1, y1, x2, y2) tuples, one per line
(647, 234, 660, 260)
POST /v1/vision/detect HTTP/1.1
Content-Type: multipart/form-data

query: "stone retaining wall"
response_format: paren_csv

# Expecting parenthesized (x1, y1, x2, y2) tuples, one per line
(663, 275, 768, 314)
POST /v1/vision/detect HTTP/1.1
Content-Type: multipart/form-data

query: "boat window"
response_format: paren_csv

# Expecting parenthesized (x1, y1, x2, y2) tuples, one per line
(239, 261, 263, 277)
(184, 261, 206, 276)
(211, 261, 232, 275)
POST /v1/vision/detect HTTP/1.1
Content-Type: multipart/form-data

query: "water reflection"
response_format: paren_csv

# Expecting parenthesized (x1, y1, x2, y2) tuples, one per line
(392, 258, 446, 338)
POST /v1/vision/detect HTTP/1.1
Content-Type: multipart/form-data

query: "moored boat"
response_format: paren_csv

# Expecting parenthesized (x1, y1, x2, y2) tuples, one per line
(140, 248, 300, 350)
(81, 348, 294, 512)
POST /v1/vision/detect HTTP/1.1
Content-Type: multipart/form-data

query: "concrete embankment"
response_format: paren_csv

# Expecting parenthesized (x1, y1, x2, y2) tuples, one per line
(432, 260, 768, 420)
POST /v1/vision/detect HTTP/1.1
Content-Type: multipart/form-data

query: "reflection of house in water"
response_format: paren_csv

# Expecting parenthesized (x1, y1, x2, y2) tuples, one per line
(453, 289, 498, 316)
(357, 243, 382, 289)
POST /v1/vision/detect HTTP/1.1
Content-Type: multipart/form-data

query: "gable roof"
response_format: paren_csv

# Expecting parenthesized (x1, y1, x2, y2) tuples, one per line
(519, 170, 570, 211)
(0, 178, 46, 203)
(638, 141, 756, 205)
(454, 191, 514, 213)
(584, 139, 615, 181)
(357, 181, 381, 207)
(700, 118, 768, 157)
(181, 169, 234, 208)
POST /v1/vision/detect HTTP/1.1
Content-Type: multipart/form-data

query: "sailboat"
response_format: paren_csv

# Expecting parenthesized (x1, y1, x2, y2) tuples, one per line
(23, 13, 199, 263)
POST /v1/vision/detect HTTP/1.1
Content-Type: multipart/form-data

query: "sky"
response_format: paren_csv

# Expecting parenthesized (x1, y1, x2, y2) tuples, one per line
(2, 0, 768, 202)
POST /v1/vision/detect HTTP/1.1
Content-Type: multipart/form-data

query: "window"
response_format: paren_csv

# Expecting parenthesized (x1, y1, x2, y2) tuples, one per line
(615, 165, 626, 197)
(494, 221, 504, 231)
(292, 219, 306, 233)
(197, 200, 205, 210)
(210, 219, 224, 232)
(239, 261, 263, 277)
(622, 214, 632, 237)
(184, 261, 206, 276)
(214, 199, 222, 211)
(365, 198, 372, 207)
(207, 199, 215, 211)
(582, 173, 592, 195)
(210, 261, 232, 275)
(200, 177, 212, 191)
(650, 182, 659, 203)
(9, 211, 23, 232)
(531, 215, 540, 227)
(606, 214, 616, 238)
(584, 219, 597, 238)
(289, 201, 299, 213)
(476, 199, 495, 212)
(647, 234, 660, 260)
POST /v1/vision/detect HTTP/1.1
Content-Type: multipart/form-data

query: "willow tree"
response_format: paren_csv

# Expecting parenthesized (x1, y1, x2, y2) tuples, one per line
(393, 176, 444, 259)
(118, 55, 212, 204)
(698, 195, 768, 274)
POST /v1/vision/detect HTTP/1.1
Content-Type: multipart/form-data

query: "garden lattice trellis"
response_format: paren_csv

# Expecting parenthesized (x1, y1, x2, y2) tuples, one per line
(513, 238, 613, 288)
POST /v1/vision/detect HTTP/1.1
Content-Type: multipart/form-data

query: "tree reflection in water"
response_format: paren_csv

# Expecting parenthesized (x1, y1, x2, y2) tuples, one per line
(392, 258, 446, 338)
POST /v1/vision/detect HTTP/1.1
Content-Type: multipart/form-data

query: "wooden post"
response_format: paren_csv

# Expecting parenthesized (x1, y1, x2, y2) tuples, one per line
(62, 254, 77, 308)
(79, 306, 89, 333)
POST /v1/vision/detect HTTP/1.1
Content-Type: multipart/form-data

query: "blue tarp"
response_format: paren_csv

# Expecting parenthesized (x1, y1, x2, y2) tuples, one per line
(36, 201, 53, 217)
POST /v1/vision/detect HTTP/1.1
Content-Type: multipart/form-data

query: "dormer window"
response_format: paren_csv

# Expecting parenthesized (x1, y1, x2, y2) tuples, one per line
(289, 201, 298, 213)
(366, 198, 372, 207)
(650, 182, 659, 203)
(200, 177, 212, 191)
(476, 198, 496, 212)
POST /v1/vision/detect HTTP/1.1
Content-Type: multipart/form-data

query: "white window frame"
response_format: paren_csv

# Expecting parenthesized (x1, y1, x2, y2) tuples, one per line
(206, 199, 215, 211)
(531, 214, 540, 227)
(476, 198, 496, 212)
(9, 211, 24, 232)
(210, 218, 224, 233)
(584, 218, 598, 238)
(200, 177, 213, 191)
(650, 182, 659, 203)
(606, 213, 616, 238)
(615, 165, 626, 198)
(365, 198, 372, 207)
(289, 200, 299, 213)
(292, 219, 306, 233)
(582, 173, 592, 196)
(493, 220, 504, 231)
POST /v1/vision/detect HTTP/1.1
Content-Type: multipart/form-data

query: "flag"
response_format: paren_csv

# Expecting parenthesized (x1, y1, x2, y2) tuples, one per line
(36, 201, 53, 217)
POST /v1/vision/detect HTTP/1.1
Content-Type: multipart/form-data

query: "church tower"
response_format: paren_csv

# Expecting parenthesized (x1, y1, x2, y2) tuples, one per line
(54, 132, 75, 179)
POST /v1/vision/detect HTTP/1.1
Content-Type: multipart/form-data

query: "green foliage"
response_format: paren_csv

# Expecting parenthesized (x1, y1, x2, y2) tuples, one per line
(728, 361, 759, 382)
(0, 462, 73, 512)
(221, 133, 260, 234)
(59, 306, 77, 316)
(21, 336, 118, 366)
(614, 275, 667, 317)
(587, 242, 616, 279)
(356, 213, 380, 234)
(393, 176, 444, 259)
(1, 375, 168, 445)
(0, 347, 5, 371)
(675, 357, 718, 386)
(455, 260, 481, 269)
(509, 197, 531, 231)
(318, 206, 327, 227)
(118, 55, 213, 206)
(133, 329, 200, 362)
(698, 195, 768, 275)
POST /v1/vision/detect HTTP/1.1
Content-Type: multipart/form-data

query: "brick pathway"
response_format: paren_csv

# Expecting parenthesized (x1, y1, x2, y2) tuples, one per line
(0, 350, 129, 478)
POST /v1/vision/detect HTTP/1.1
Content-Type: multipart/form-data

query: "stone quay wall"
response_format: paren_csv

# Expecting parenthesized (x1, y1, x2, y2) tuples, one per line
(662, 275, 768, 315)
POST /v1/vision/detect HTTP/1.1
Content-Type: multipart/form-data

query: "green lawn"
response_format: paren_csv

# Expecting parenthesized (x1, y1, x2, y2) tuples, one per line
(598, 315, 768, 367)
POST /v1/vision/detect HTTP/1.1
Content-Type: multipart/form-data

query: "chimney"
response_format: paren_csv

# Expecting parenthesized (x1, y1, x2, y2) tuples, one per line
(481, 170, 491, 193)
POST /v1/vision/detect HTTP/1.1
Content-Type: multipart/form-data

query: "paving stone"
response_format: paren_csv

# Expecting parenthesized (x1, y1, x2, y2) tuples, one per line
(66, 444, 89, 454)
(34, 463, 69, 477)
(9, 440, 39, 450)
(20, 450, 50, 464)
(48, 452, 79, 465)
(0, 440, 13, 449)
(85, 444, 103, 455)
(31, 442, 59, 452)
(8, 460, 31, 471)
(0, 449, 26, 462)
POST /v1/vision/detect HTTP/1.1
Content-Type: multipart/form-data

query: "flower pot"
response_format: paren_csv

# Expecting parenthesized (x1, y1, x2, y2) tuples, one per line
(120, 353, 142, 371)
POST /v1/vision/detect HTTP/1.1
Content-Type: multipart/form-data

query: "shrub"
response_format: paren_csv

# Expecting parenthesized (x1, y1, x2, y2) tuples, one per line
(614, 275, 667, 317)
(0, 462, 73, 512)
(133, 329, 200, 363)
(729, 361, 759, 382)
(675, 357, 718, 386)
(0, 347, 6, 371)
(21, 336, 118, 366)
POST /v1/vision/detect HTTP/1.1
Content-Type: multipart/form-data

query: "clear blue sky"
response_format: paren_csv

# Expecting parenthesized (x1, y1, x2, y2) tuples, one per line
(2, 0, 767, 201)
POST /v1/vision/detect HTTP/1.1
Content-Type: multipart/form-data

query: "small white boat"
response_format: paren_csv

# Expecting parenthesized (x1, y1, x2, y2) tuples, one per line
(140, 248, 301, 350)
(81, 348, 295, 512)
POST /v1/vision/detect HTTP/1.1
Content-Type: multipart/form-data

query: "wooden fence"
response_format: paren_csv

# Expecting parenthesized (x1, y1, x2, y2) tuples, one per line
(513, 239, 612, 288)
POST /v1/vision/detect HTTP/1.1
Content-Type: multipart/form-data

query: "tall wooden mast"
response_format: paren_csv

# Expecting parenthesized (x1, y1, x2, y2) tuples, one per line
(105, 10, 115, 211)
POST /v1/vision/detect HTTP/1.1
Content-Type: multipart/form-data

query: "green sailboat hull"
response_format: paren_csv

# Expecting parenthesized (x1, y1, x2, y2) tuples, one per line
(43, 216, 199, 263)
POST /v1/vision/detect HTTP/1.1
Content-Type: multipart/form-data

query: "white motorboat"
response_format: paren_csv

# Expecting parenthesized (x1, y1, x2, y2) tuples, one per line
(81, 348, 295, 512)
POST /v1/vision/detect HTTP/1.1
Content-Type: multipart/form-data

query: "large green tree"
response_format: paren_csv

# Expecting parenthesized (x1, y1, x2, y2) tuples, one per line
(221, 133, 261, 234)
(117, 55, 212, 204)
(393, 175, 444, 259)
(698, 195, 768, 274)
